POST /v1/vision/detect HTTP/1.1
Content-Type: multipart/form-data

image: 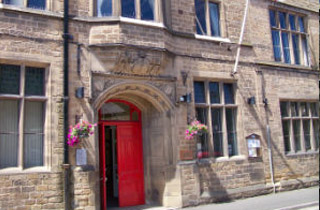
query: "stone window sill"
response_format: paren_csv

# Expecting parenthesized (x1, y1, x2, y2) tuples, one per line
(285, 150, 319, 157)
(255, 61, 315, 71)
(0, 167, 51, 175)
(195, 34, 231, 44)
(0, 3, 62, 19)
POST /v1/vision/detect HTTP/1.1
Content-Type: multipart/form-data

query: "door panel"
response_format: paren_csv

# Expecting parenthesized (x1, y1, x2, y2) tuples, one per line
(99, 124, 107, 210)
(117, 123, 145, 207)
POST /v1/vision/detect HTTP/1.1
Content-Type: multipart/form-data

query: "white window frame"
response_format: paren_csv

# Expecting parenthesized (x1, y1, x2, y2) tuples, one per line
(0, 63, 49, 173)
(280, 101, 319, 154)
(193, 80, 238, 159)
(269, 8, 310, 66)
(94, 0, 163, 22)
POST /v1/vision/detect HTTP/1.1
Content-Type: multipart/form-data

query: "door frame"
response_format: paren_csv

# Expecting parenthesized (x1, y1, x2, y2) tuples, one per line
(98, 99, 144, 210)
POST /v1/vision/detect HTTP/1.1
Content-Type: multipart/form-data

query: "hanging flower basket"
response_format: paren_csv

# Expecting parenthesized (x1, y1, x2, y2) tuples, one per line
(185, 119, 208, 140)
(67, 121, 97, 147)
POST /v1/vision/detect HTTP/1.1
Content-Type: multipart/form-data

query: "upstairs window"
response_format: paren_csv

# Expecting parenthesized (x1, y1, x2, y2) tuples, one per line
(195, 0, 220, 37)
(269, 9, 309, 66)
(4, 0, 46, 10)
(97, 0, 112, 17)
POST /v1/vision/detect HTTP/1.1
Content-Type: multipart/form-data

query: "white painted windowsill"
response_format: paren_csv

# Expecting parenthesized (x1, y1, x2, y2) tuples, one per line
(119, 17, 165, 28)
(195, 34, 231, 43)
(0, 167, 51, 175)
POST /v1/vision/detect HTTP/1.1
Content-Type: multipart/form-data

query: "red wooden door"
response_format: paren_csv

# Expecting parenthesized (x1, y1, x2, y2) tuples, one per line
(99, 124, 107, 210)
(117, 123, 145, 207)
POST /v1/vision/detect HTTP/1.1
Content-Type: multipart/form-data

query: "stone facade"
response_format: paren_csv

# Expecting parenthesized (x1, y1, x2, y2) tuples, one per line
(0, 0, 318, 209)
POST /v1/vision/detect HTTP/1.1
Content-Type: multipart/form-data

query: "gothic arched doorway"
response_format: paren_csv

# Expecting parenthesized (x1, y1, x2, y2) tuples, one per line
(99, 99, 144, 209)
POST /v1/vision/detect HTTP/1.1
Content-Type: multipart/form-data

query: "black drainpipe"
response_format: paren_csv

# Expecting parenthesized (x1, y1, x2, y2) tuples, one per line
(63, 0, 70, 209)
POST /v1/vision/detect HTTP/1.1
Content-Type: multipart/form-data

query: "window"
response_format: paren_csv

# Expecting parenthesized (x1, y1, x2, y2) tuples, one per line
(194, 81, 238, 159)
(0, 64, 46, 169)
(96, 0, 157, 21)
(195, 0, 220, 37)
(4, 0, 46, 9)
(280, 101, 319, 153)
(269, 9, 309, 66)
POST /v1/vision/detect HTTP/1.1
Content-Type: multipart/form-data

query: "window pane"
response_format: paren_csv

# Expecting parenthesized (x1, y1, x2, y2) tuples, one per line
(289, 14, 296, 31)
(282, 120, 291, 152)
(0, 100, 19, 169)
(27, 0, 46, 9)
(280, 102, 289, 117)
(100, 102, 131, 121)
(293, 120, 301, 151)
(271, 30, 282, 62)
(209, 82, 220, 104)
(25, 67, 45, 96)
(194, 82, 206, 103)
(141, 0, 155, 20)
(278, 12, 287, 29)
(313, 120, 319, 150)
(303, 120, 311, 150)
(301, 35, 309, 66)
(24, 101, 44, 168)
(196, 107, 209, 158)
(310, 103, 319, 117)
(224, 84, 234, 104)
(211, 108, 223, 157)
(97, 0, 112, 17)
(269, 10, 276, 27)
(132, 111, 139, 121)
(3, 0, 23, 6)
(209, 2, 220, 37)
(292, 34, 300, 65)
(121, 0, 136, 18)
(281, 32, 291, 64)
(291, 102, 299, 117)
(0, 64, 20, 95)
(298, 17, 305, 32)
(195, 0, 207, 35)
(301, 102, 308, 117)
(226, 108, 237, 156)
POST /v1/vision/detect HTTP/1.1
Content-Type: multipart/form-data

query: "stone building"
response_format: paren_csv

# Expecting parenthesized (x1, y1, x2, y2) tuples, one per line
(0, 0, 319, 209)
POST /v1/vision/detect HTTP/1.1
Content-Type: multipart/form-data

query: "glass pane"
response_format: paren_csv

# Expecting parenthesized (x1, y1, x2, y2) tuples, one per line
(24, 101, 44, 168)
(310, 103, 319, 116)
(278, 12, 287, 29)
(195, 0, 207, 35)
(269, 10, 276, 27)
(0, 100, 19, 169)
(196, 107, 209, 158)
(209, 82, 220, 104)
(282, 120, 291, 152)
(224, 84, 234, 104)
(121, 0, 136, 18)
(271, 30, 282, 62)
(226, 108, 237, 156)
(293, 120, 301, 151)
(292, 34, 300, 65)
(303, 120, 311, 150)
(3, 0, 23, 6)
(194, 82, 206, 103)
(289, 14, 296, 31)
(298, 17, 305, 32)
(97, 0, 112, 17)
(313, 120, 319, 150)
(281, 32, 291, 64)
(211, 108, 223, 157)
(141, 0, 154, 20)
(101, 102, 131, 121)
(209, 2, 220, 37)
(301, 102, 308, 117)
(132, 111, 139, 121)
(25, 67, 45, 96)
(0, 64, 20, 95)
(301, 35, 309, 66)
(27, 0, 46, 9)
(280, 102, 289, 117)
(291, 102, 299, 117)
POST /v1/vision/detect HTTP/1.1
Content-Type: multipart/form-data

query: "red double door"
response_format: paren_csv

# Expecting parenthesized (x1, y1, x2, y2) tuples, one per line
(99, 122, 145, 209)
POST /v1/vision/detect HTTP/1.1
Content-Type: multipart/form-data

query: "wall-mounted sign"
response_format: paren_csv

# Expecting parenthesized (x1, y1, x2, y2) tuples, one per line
(246, 134, 261, 158)
(76, 148, 87, 166)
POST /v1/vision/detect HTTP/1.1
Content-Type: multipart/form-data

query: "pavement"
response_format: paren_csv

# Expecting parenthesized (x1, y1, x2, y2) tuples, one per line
(108, 187, 319, 210)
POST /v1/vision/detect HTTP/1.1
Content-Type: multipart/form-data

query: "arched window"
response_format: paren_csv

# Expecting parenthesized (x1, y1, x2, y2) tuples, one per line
(99, 100, 141, 122)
